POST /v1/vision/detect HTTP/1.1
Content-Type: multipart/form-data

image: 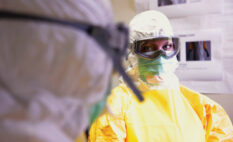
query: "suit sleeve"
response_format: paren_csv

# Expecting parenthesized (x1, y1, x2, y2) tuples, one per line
(201, 95, 233, 142)
(180, 85, 233, 142)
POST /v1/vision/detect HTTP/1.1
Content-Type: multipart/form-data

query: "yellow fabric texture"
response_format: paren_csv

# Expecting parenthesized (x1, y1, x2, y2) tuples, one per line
(89, 83, 233, 142)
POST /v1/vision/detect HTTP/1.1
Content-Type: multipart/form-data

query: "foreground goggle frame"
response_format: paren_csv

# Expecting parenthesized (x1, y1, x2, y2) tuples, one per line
(0, 10, 144, 101)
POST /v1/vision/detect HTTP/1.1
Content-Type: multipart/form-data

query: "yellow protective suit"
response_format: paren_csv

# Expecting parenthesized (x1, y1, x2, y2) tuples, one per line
(89, 82, 233, 142)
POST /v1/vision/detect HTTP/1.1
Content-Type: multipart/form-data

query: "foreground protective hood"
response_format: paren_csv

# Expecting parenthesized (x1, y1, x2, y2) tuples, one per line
(0, 0, 113, 141)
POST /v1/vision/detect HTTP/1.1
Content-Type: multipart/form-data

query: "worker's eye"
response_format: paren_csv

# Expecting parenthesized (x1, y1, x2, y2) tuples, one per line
(140, 45, 156, 53)
(162, 43, 174, 51)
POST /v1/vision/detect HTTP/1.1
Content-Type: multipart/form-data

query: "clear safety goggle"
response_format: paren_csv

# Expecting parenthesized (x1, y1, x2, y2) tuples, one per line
(134, 37, 179, 60)
(0, 10, 143, 101)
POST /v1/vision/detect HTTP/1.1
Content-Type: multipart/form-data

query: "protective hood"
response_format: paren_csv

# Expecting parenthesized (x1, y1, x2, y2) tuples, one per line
(124, 10, 179, 90)
(129, 10, 174, 43)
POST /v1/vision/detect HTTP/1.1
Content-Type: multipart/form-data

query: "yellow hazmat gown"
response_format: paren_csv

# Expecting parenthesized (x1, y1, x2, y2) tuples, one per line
(89, 83, 233, 142)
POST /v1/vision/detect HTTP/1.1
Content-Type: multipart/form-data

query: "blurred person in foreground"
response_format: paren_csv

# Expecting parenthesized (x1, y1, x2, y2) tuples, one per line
(0, 0, 143, 142)
(89, 10, 233, 142)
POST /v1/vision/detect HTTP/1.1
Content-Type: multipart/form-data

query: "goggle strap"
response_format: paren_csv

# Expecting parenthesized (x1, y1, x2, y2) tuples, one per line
(0, 10, 95, 33)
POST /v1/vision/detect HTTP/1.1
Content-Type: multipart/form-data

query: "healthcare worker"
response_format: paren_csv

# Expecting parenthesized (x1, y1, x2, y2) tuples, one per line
(0, 0, 143, 142)
(89, 10, 233, 142)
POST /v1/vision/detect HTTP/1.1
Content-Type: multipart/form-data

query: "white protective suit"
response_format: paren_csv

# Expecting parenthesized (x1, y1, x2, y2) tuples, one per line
(0, 0, 113, 142)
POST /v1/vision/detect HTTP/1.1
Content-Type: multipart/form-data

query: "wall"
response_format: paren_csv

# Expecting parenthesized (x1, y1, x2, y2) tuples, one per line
(110, 0, 233, 121)
(110, 0, 136, 24)
(206, 94, 233, 122)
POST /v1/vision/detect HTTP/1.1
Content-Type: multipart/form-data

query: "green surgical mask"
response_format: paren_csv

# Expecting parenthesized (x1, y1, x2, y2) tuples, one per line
(89, 97, 107, 125)
(138, 56, 178, 83)
(88, 83, 111, 125)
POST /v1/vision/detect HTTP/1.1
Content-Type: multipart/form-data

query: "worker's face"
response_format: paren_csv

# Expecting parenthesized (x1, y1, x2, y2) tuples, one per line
(136, 38, 179, 84)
